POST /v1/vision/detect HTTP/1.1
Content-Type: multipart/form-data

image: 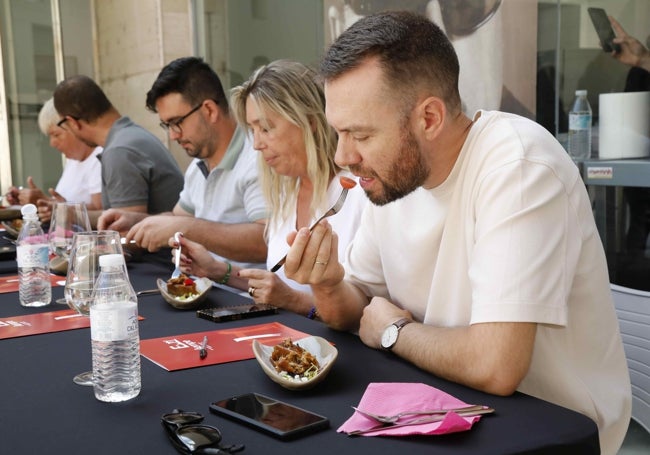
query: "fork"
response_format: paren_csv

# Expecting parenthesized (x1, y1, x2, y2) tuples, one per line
(171, 231, 182, 279)
(352, 404, 487, 424)
(347, 407, 495, 436)
(270, 187, 350, 272)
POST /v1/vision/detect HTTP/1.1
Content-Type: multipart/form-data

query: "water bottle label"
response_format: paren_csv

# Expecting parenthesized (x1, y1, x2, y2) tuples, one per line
(16, 244, 49, 268)
(569, 113, 591, 131)
(90, 301, 139, 342)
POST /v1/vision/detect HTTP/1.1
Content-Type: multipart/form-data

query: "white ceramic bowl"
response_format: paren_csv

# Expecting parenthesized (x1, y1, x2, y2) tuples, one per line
(156, 277, 213, 310)
(252, 336, 338, 390)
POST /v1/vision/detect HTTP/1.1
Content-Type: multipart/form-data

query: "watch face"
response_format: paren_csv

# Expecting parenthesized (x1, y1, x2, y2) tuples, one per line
(381, 325, 398, 349)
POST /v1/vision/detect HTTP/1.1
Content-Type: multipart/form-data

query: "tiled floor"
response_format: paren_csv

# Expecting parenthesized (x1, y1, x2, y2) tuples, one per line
(619, 419, 650, 454)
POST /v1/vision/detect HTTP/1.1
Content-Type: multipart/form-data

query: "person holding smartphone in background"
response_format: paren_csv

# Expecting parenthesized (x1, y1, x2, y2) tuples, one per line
(609, 16, 650, 73)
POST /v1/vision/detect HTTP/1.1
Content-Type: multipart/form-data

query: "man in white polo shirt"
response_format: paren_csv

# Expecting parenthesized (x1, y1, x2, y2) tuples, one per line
(99, 57, 268, 275)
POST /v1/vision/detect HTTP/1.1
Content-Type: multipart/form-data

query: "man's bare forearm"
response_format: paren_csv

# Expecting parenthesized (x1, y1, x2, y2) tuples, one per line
(312, 279, 368, 331)
(184, 219, 267, 263)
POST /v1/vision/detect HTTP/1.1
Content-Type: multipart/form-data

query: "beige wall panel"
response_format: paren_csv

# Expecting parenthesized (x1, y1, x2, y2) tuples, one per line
(162, 11, 192, 64)
(92, 0, 192, 171)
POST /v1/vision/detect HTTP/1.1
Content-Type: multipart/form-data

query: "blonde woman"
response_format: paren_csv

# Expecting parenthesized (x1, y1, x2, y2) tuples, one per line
(174, 60, 366, 318)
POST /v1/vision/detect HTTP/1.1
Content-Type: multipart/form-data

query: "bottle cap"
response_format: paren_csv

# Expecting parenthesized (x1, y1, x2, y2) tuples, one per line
(575, 89, 587, 96)
(20, 204, 38, 219)
(99, 253, 125, 268)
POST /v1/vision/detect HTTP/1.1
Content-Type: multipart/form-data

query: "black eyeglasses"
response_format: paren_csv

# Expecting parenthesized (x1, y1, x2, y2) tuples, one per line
(160, 103, 203, 135)
(161, 409, 244, 454)
(56, 115, 80, 128)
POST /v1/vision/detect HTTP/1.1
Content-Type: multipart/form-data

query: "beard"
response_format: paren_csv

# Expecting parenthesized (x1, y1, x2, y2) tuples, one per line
(351, 126, 428, 206)
(179, 140, 203, 158)
(178, 120, 216, 160)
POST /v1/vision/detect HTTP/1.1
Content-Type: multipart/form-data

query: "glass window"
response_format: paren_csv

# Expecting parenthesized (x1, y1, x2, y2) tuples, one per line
(540, 0, 649, 291)
(197, 0, 324, 91)
(0, 0, 59, 194)
(537, 0, 649, 145)
(0, 0, 94, 197)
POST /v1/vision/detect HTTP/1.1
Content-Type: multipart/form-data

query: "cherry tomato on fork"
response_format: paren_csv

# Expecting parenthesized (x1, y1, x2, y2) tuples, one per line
(339, 176, 357, 189)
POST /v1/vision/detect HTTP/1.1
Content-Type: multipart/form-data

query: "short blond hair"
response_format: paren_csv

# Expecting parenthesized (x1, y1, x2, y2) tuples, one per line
(37, 98, 60, 135)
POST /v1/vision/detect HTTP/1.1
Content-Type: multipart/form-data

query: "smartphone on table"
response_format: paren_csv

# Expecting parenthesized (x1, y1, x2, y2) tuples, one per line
(210, 393, 329, 440)
(197, 304, 278, 322)
(587, 7, 621, 53)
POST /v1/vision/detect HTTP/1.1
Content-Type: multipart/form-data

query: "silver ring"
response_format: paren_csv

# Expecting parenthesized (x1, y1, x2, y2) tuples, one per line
(248, 286, 256, 297)
(315, 261, 328, 266)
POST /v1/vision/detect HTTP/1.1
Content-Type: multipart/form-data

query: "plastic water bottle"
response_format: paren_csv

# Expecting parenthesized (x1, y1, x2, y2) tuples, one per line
(16, 204, 51, 307)
(90, 253, 141, 402)
(568, 89, 592, 160)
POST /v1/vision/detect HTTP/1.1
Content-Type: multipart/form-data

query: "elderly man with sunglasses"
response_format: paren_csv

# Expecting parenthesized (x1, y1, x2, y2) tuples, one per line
(98, 57, 268, 274)
(53, 75, 184, 228)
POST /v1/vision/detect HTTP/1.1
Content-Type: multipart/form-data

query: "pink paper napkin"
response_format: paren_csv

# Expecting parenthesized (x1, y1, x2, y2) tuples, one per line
(338, 382, 482, 436)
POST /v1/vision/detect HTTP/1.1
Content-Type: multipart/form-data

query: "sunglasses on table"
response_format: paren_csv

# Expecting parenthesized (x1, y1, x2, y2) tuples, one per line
(162, 409, 245, 454)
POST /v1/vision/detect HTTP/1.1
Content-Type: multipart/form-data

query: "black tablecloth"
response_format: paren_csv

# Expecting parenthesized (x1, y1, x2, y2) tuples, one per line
(0, 234, 16, 272)
(0, 258, 599, 454)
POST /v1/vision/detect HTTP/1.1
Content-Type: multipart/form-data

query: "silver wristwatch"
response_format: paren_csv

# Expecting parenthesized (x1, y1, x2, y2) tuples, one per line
(380, 317, 412, 350)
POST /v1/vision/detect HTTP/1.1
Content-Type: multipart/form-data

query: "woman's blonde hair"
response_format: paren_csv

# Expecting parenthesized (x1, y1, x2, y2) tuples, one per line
(231, 60, 338, 235)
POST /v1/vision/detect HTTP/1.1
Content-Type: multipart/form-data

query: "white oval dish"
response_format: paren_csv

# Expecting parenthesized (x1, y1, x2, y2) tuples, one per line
(156, 277, 212, 310)
(252, 336, 338, 390)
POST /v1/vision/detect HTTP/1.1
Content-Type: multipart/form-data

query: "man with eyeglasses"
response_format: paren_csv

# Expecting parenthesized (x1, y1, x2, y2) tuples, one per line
(98, 57, 268, 274)
(52, 75, 184, 227)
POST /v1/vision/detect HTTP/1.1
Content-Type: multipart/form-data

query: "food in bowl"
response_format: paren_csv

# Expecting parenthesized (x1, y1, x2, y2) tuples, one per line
(252, 336, 338, 390)
(156, 277, 212, 310)
(270, 338, 320, 382)
(166, 273, 198, 299)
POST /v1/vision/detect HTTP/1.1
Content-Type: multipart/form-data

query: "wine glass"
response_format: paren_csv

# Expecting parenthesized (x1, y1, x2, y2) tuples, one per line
(65, 230, 124, 385)
(49, 202, 91, 259)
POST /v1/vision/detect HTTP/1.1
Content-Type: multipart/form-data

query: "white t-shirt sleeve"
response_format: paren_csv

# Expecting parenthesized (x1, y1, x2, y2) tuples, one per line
(469, 159, 574, 326)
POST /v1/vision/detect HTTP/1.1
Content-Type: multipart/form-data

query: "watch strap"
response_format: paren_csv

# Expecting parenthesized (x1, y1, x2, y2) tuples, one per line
(392, 317, 411, 330)
(382, 317, 412, 350)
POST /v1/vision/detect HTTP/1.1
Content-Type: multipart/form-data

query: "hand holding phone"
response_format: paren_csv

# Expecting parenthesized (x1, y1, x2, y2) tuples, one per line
(210, 393, 329, 440)
(588, 7, 621, 53)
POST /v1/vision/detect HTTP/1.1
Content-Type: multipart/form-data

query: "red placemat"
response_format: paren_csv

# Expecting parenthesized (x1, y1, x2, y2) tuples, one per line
(0, 309, 145, 339)
(0, 275, 64, 294)
(140, 321, 309, 371)
(0, 309, 89, 338)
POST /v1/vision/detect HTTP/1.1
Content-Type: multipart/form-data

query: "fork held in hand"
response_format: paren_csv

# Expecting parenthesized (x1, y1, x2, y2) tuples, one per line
(171, 231, 182, 279)
(270, 187, 350, 273)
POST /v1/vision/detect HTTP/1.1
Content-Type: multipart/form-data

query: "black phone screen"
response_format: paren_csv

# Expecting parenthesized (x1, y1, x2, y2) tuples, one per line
(588, 7, 620, 53)
(210, 393, 329, 439)
(196, 304, 278, 322)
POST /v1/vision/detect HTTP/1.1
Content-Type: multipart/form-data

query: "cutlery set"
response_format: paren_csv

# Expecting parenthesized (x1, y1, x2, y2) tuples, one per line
(348, 404, 494, 436)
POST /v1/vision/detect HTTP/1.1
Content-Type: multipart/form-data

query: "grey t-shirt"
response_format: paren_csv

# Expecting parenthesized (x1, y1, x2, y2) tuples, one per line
(99, 116, 183, 213)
